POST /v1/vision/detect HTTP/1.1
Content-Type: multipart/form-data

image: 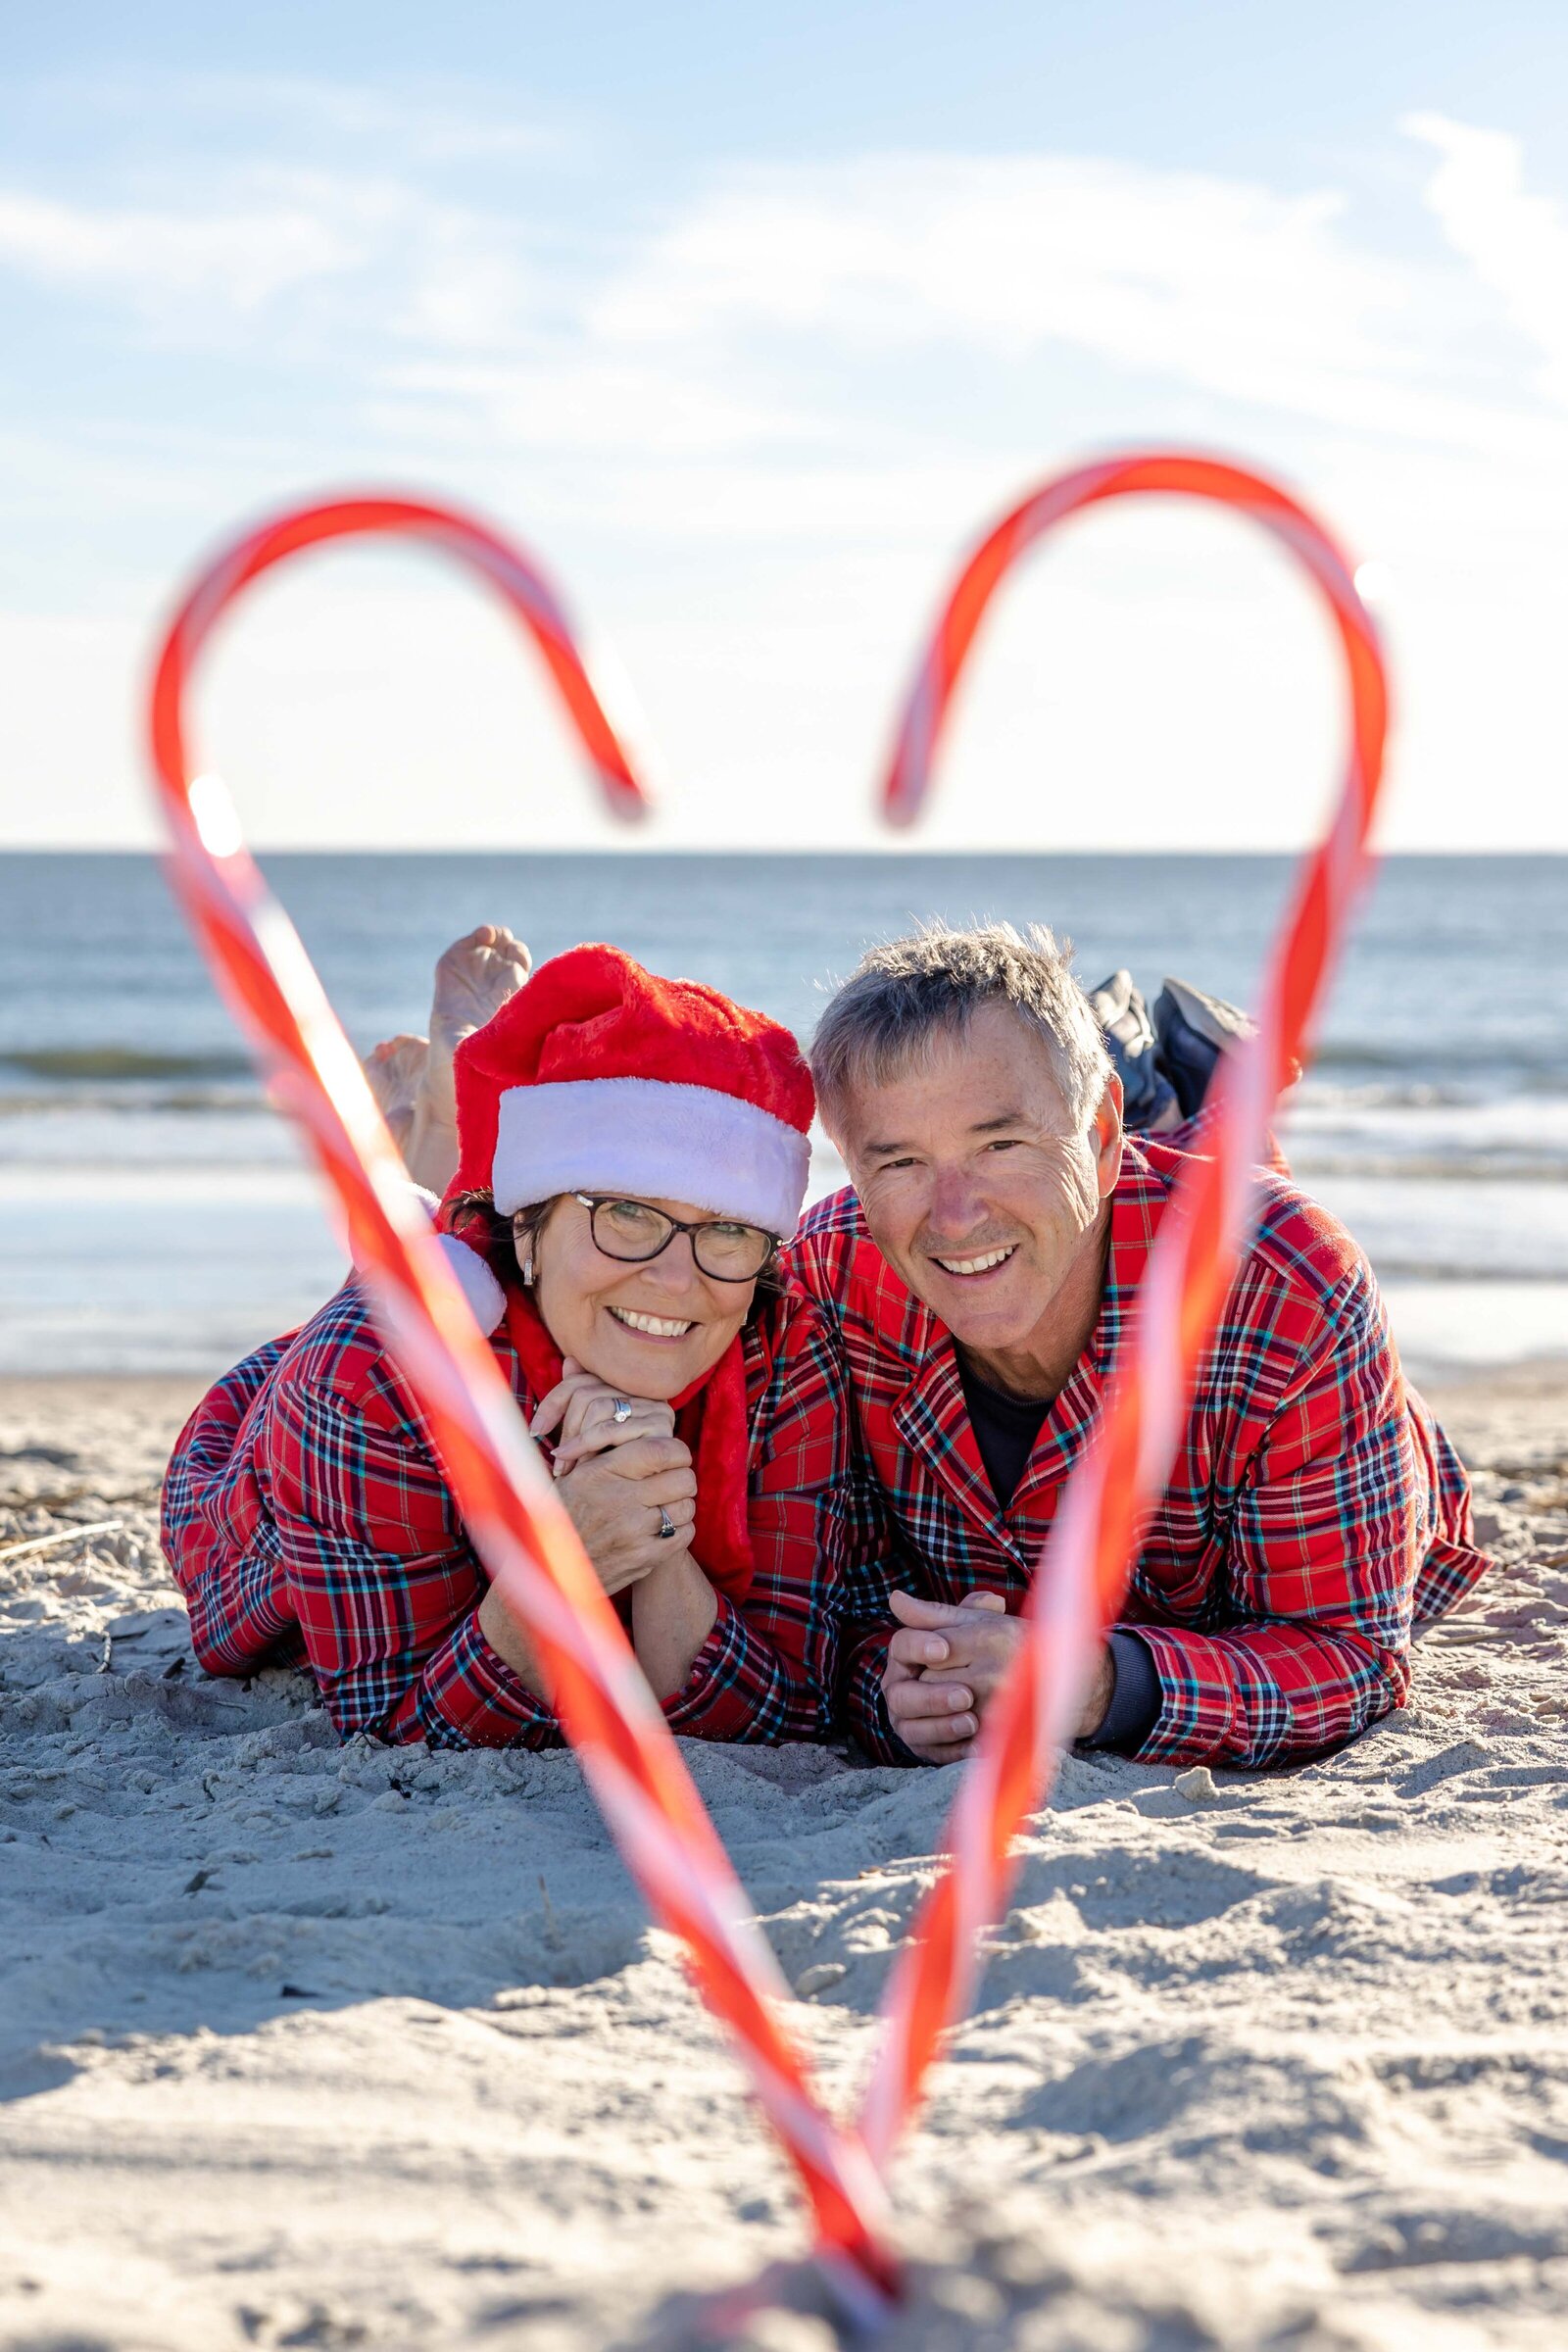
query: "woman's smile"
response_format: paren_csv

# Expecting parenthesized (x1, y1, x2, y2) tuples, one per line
(606, 1302, 699, 1342)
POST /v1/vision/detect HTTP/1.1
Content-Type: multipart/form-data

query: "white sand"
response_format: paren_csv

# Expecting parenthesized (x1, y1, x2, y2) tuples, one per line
(2, 1367, 1567, 2351)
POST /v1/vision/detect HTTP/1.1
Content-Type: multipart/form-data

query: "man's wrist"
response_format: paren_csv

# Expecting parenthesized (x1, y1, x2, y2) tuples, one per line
(1079, 1645, 1116, 1739)
(1080, 1631, 1162, 1752)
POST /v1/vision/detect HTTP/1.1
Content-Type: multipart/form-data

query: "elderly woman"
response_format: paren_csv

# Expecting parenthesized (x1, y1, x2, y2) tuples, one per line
(162, 943, 854, 1750)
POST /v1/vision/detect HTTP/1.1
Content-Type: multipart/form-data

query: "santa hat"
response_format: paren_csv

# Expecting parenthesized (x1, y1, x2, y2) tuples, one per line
(434, 945, 812, 1331)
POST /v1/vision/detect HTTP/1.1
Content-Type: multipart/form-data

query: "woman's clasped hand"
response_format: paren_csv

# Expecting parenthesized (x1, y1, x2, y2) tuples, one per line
(531, 1358, 699, 1589)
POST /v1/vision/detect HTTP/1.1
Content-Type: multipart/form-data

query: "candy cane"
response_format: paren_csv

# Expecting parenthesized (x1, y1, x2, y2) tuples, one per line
(147, 493, 896, 2316)
(859, 453, 1389, 2170)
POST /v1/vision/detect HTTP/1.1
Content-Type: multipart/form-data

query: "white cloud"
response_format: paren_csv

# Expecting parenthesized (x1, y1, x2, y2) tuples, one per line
(0, 188, 361, 312)
(1404, 112, 1568, 405)
(371, 357, 816, 457)
(571, 148, 1565, 464)
(338, 140, 1563, 484)
(0, 165, 545, 344)
(5, 127, 1559, 464)
(595, 155, 1389, 364)
(596, 159, 1392, 400)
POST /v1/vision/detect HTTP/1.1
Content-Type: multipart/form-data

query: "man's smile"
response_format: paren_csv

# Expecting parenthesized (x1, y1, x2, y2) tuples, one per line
(927, 1244, 1018, 1278)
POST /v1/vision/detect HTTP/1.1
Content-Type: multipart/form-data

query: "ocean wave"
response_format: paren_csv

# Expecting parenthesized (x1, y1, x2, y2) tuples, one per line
(1283, 1092, 1568, 1162)
(1297, 1080, 1517, 1112)
(1313, 1045, 1568, 1092)
(0, 1086, 267, 1119)
(1290, 1152, 1568, 1184)
(0, 1046, 256, 1083)
(1371, 1259, 1568, 1284)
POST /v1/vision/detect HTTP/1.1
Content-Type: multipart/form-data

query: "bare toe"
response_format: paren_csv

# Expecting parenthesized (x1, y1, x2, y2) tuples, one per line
(429, 925, 532, 1066)
(363, 1033, 430, 1150)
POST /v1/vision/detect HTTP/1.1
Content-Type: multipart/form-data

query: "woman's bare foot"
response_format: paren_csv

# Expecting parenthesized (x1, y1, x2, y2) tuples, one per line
(424, 926, 532, 1131)
(382, 925, 532, 1193)
(364, 1033, 431, 1156)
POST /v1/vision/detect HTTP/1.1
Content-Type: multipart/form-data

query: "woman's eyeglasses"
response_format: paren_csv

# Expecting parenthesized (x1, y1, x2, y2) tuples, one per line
(570, 1195, 778, 1283)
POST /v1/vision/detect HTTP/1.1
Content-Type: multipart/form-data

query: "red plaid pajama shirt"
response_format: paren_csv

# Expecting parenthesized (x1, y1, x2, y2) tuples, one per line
(787, 1136, 1491, 1770)
(162, 1280, 862, 1749)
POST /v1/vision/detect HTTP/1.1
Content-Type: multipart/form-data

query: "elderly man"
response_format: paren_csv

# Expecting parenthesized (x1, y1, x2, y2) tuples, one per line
(792, 923, 1489, 1771)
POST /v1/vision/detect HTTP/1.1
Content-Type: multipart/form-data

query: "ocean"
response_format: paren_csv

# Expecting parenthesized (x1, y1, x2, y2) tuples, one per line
(2, 851, 1564, 1383)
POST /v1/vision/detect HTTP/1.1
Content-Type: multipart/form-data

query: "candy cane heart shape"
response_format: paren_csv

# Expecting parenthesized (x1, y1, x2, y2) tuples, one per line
(860, 453, 1390, 2172)
(146, 493, 898, 2316)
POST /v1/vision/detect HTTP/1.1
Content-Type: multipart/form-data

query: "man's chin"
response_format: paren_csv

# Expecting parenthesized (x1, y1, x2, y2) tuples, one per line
(910, 1262, 1039, 1348)
(942, 1309, 1038, 1353)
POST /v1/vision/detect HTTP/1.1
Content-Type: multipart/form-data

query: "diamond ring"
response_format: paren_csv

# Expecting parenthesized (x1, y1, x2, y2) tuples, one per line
(611, 1396, 633, 1424)
(656, 1504, 676, 1540)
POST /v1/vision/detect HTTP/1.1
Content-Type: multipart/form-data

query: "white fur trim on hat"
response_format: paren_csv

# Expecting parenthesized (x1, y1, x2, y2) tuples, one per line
(492, 1076, 809, 1236)
(436, 1233, 508, 1335)
(351, 1186, 510, 1337)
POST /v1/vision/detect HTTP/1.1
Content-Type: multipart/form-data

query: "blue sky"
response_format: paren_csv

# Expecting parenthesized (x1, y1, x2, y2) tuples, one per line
(3, 3, 1566, 849)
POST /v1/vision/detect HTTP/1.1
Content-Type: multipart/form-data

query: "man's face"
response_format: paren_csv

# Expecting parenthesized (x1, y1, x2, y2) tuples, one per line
(834, 1002, 1123, 1355)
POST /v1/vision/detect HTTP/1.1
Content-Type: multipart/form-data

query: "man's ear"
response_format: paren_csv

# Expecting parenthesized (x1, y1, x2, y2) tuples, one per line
(1092, 1070, 1125, 1200)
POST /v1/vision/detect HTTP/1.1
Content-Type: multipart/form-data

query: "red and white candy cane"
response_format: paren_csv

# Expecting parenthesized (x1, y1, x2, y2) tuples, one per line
(147, 493, 896, 2319)
(859, 453, 1389, 2170)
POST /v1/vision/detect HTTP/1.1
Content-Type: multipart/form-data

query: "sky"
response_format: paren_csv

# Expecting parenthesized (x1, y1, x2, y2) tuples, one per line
(2, 2, 1566, 852)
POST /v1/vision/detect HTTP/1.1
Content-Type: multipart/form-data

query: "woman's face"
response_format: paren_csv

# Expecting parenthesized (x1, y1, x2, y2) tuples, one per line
(521, 1195, 758, 1398)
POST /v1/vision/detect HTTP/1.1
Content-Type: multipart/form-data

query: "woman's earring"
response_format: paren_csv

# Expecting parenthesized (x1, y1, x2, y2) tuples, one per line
(521, 1256, 534, 1289)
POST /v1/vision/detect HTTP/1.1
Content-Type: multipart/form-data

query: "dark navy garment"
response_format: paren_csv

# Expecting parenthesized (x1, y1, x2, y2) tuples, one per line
(956, 1352, 1049, 1513)
(956, 1349, 1162, 1754)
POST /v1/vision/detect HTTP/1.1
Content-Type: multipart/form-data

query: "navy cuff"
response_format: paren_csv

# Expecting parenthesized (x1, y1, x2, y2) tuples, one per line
(1081, 1630, 1162, 1753)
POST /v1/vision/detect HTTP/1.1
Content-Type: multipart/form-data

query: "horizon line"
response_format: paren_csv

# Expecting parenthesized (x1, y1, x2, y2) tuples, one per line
(2, 841, 1564, 859)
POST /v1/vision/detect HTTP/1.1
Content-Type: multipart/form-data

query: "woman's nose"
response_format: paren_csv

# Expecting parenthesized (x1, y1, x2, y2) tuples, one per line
(642, 1233, 703, 1293)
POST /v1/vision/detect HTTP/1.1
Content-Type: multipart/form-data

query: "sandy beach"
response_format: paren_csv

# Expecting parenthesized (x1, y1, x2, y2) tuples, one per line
(2, 1364, 1566, 2351)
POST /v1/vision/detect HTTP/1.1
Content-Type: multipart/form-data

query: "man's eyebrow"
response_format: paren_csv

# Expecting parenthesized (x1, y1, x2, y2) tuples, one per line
(860, 1138, 911, 1160)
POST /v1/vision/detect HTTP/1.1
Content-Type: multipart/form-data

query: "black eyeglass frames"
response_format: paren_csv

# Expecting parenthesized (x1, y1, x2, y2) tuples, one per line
(570, 1194, 779, 1283)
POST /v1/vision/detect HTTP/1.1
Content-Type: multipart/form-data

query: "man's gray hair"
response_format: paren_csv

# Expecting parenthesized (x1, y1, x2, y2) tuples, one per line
(809, 920, 1111, 1136)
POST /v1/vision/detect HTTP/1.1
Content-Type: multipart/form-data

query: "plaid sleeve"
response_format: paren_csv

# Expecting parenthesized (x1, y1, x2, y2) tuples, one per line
(1406, 1386, 1492, 1625)
(263, 1373, 561, 1750)
(834, 1459, 924, 1766)
(661, 1298, 876, 1744)
(1133, 1259, 1413, 1769)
